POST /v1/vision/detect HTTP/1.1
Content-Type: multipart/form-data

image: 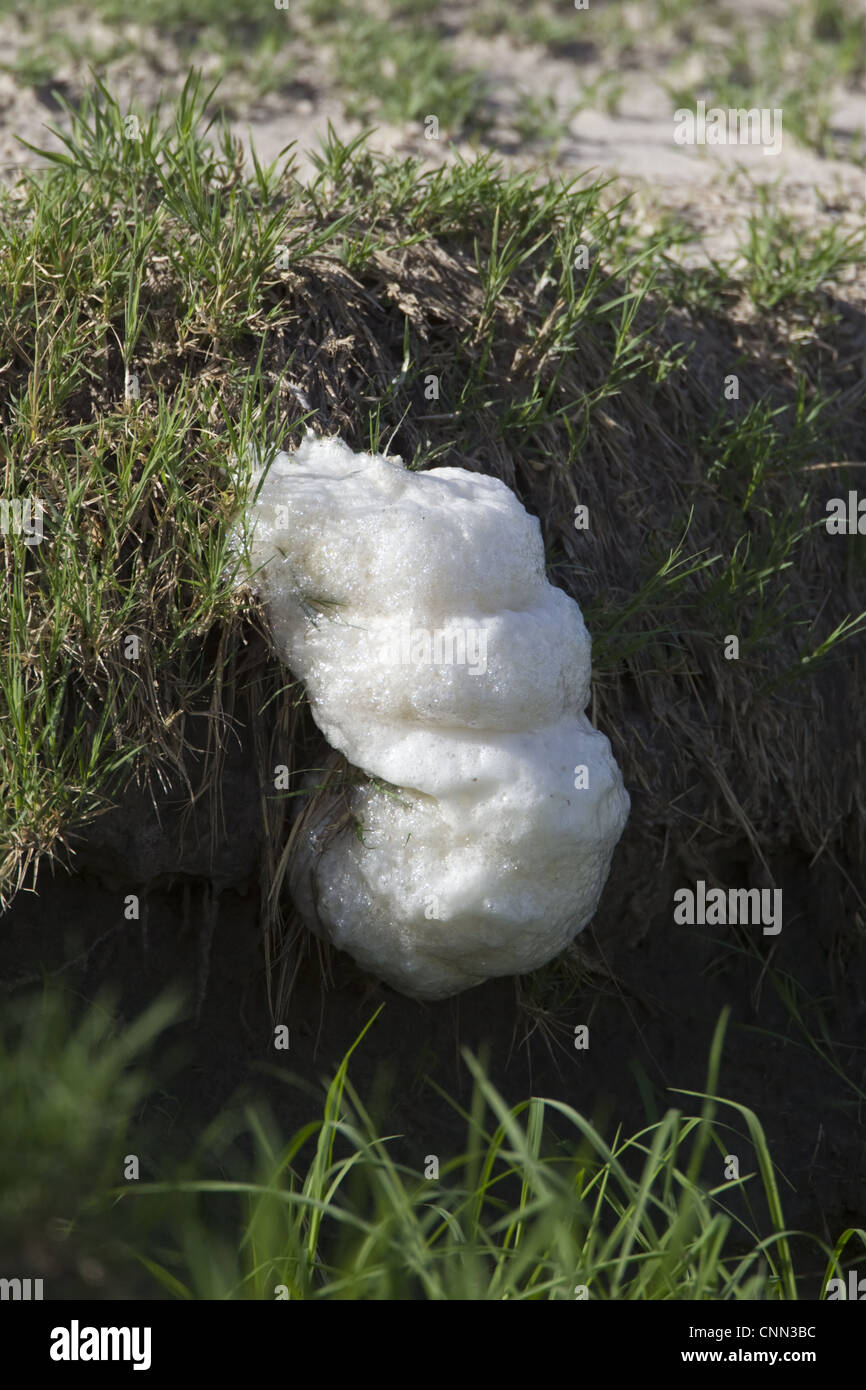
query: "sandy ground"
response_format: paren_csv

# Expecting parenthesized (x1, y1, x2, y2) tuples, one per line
(0, 4, 862, 268)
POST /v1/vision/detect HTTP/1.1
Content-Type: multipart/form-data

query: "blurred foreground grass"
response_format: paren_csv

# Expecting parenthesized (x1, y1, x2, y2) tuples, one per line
(2, 987, 865, 1299)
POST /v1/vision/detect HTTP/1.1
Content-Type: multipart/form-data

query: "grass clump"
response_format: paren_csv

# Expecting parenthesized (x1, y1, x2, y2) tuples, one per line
(0, 73, 863, 1006)
(3, 989, 864, 1300)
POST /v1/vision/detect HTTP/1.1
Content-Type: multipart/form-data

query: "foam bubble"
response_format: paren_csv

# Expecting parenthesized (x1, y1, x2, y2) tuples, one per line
(236, 435, 630, 999)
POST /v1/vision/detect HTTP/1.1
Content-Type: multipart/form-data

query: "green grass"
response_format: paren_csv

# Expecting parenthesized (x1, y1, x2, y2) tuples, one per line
(665, 0, 865, 162)
(3, 988, 865, 1299)
(0, 71, 863, 925)
(1, 0, 861, 159)
(740, 195, 865, 310)
(467, 0, 865, 163)
(0, 986, 182, 1294)
(0, 0, 484, 135)
(327, 13, 487, 134)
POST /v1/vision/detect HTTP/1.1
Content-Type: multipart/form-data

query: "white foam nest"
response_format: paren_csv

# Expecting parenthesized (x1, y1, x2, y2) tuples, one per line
(234, 434, 630, 1000)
